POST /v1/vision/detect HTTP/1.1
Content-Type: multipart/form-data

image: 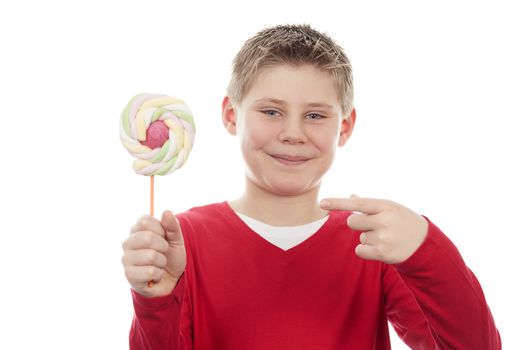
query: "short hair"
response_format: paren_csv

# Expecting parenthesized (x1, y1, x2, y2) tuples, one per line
(227, 24, 354, 114)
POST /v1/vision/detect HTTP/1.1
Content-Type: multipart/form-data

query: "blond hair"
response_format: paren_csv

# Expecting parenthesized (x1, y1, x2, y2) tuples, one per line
(227, 24, 354, 114)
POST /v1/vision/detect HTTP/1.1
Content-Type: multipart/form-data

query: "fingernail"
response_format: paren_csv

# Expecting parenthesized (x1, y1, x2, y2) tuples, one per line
(320, 200, 330, 208)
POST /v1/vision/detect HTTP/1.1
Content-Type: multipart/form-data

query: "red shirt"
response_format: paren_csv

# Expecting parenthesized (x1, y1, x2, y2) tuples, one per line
(130, 202, 500, 349)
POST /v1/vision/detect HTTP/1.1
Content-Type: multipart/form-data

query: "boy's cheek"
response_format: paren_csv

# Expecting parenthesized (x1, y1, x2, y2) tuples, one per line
(243, 123, 274, 147)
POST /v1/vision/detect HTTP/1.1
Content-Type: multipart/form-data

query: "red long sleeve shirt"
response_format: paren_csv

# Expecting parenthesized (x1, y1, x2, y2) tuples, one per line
(130, 202, 500, 349)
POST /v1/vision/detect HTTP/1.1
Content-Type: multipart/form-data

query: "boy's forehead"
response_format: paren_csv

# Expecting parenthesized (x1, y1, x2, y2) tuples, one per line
(242, 64, 341, 111)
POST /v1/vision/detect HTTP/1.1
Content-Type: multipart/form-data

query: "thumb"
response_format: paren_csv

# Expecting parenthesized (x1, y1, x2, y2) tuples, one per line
(161, 210, 183, 244)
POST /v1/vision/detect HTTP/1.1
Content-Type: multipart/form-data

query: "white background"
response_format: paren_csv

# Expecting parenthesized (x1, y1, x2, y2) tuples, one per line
(1, 0, 523, 348)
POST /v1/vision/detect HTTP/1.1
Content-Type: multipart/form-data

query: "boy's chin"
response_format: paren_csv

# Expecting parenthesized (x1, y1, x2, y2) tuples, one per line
(245, 171, 323, 198)
(264, 179, 322, 197)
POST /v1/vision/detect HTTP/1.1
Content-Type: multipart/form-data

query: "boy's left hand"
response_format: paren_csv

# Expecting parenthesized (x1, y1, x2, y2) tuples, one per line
(320, 195, 429, 264)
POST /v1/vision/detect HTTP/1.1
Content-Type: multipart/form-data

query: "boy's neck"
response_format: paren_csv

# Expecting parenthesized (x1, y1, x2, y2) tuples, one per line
(229, 178, 328, 226)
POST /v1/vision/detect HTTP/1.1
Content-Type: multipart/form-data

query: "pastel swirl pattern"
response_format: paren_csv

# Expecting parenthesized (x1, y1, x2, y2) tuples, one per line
(120, 93, 195, 175)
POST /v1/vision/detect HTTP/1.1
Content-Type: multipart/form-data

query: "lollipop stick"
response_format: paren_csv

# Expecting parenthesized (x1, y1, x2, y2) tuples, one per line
(148, 175, 155, 288)
(150, 175, 155, 217)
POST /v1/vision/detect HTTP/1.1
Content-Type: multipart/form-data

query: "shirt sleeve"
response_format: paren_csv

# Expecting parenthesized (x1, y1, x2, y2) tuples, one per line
(388, 217, 501, 349)
(129, 274, 192, 350)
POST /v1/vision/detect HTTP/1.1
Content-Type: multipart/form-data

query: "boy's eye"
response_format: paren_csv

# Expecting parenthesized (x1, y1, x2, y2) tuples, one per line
(263, 109, 281, 117)
(306, 113, 324, 120)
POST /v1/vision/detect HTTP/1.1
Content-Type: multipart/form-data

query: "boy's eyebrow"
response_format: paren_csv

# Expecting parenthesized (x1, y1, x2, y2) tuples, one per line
(253, 98, 336, 110)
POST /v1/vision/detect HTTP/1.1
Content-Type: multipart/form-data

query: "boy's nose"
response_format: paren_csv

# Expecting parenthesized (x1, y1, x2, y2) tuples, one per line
(278, 117, 307, 144)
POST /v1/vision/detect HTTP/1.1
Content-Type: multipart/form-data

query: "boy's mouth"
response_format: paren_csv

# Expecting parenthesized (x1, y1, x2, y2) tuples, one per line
(268, 153, 311, 166)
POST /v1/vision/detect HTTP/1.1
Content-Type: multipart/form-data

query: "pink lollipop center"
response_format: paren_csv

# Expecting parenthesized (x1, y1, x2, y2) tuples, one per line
(140, 120, 170, 149)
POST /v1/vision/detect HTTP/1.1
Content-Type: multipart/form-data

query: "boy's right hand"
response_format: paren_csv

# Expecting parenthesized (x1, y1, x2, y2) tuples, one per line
(122, 210, 186, 298)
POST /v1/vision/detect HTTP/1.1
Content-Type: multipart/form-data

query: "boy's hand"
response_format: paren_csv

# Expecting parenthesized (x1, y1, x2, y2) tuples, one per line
(122, 211, 186, 298)
(320, 196, 429, 264)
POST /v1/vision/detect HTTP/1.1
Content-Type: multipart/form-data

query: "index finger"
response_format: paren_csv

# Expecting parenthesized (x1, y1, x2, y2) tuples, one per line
(320, 196, 387, 215)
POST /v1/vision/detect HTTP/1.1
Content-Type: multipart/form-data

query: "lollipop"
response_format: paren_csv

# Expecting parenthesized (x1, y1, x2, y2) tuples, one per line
(120, 93, 195, 217)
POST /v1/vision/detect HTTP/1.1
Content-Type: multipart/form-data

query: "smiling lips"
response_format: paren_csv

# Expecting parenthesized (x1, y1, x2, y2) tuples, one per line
(269, 153, 312, 166)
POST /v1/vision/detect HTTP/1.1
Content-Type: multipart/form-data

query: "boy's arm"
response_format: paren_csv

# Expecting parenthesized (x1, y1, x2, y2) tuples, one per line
(384, 219, 501, 349)
(122, 212, 192, 349)
(321, 196, 501, 349)
(130, 275, 192, 350)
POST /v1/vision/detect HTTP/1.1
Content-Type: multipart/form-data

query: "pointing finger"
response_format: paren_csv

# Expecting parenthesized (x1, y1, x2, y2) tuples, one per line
(321, 195, 386, 215)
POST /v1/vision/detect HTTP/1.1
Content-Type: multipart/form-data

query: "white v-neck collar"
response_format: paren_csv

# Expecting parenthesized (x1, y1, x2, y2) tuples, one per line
(235, 213, 329, 250)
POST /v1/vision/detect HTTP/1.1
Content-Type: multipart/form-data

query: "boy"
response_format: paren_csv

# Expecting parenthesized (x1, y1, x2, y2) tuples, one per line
(122, 24, 500, 349)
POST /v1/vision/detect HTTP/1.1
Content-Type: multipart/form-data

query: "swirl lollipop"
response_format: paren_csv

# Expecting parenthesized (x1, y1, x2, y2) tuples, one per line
(120, 93, 195, 217)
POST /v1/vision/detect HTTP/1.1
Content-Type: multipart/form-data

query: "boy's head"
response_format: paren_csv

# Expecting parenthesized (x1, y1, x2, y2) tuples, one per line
(227, 24, 353, 115)
(222, 24, 356, 198)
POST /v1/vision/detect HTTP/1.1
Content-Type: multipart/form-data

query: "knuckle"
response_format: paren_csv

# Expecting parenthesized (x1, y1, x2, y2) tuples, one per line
(147, 266, 157, 278)
(352, 198, 362, 209)
(382, 233, 395, 246)
(142, 231, 154, 246)
(131, 214, 153, 233)
(384, 199, 396, 208)
(140, 216, 150, 229)
(390, 204, 401, 215)
(378, 213, 392, 227)
(389, 203, 404, 217)
(375, 244, 388, 260)
(146, 250, 157, 264)
(348, 214, 361, 228)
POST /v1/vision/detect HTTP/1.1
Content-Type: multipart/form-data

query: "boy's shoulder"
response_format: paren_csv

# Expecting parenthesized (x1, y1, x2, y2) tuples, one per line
(175, 201, 230, 225)
(173, 202, 230, 242)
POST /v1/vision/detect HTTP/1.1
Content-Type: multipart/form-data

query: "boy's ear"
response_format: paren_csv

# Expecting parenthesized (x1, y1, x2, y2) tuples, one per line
(222, 96, 237, 135)
(338, 108, 356, 147)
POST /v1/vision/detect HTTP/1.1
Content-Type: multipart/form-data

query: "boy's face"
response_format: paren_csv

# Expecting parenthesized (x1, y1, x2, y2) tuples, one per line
(222, 64, 355, 197)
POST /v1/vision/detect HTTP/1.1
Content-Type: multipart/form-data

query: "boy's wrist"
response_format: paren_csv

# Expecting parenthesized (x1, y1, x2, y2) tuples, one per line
(392, 216, 440, 273)
(131, 275, 185, 311)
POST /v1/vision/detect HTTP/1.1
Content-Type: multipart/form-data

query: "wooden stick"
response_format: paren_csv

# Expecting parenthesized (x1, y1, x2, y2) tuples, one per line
(150, 175, 154, 217)
(148, 175, 155, 288)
